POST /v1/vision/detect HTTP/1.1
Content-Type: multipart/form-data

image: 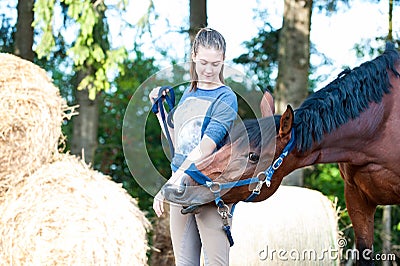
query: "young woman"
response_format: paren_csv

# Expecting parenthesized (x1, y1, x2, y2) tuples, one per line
(149, 28, 238, 265)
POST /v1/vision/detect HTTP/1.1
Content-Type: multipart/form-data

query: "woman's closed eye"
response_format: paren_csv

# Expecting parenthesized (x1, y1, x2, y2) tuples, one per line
(198, 60, 221, 67)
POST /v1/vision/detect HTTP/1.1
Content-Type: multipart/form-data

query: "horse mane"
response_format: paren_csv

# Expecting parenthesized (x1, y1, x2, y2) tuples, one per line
(294, 43, 400, 152)
(227, 43, 400, 152)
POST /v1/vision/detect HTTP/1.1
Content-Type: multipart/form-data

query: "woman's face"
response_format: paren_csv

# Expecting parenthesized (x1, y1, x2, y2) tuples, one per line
(192, 46, 224, 86)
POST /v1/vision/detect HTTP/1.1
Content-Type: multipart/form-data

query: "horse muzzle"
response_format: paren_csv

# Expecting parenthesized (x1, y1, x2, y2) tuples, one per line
(161, 175, 216, 208)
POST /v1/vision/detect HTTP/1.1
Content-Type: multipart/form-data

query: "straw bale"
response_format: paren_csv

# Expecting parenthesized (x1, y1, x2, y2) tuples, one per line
(0, 53, 70, 193)
(229, 186, 340, 266)
(0, 153, 151, 266)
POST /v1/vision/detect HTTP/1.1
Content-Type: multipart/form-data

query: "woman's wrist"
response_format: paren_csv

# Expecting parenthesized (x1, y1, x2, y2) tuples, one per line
(173, 168, 185, 176)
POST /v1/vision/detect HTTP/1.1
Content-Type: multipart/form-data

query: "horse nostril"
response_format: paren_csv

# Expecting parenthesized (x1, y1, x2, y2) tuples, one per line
(177, 175, 188, 194)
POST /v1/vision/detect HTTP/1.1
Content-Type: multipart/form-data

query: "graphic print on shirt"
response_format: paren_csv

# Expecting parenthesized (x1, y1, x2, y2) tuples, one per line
(173, 97, 212, 155)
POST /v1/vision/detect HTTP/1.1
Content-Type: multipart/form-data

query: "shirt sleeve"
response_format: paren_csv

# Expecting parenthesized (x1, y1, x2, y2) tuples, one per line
(203, 90, 238, 147)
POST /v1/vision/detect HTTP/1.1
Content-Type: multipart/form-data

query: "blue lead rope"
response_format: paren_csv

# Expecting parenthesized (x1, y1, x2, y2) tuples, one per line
(222, 225, 234, 247)
(151, 86, 175, 157)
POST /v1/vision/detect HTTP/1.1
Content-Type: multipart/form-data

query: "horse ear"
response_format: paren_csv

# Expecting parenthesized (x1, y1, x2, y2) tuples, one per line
(260, 91, 275, 117)
(279, 105, 294, 137)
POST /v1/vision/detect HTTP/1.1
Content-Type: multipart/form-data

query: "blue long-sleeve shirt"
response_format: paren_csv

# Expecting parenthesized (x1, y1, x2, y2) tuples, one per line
(171, 85, 238, 169)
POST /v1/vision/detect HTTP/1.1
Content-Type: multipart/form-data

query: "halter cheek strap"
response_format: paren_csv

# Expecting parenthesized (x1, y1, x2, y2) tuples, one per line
(244, 127, 297, 202)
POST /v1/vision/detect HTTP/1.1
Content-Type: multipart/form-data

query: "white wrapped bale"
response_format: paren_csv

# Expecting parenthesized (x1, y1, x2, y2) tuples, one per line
(0, 154, 151, 266)
(230, 186, 340, 265)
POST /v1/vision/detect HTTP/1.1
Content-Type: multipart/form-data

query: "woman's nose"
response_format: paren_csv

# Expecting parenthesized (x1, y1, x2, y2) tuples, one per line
(205, 64, 213, 73)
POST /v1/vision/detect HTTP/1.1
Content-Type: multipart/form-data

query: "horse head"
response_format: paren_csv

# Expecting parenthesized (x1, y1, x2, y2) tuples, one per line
(162, 92, 298, 209)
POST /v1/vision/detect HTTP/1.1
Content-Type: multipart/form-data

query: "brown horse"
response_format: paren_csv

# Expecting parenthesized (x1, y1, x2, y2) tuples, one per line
(162, 44, 400, 264)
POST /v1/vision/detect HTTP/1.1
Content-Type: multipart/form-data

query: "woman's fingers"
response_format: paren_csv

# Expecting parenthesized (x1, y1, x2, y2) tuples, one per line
(153, 199, 164, 217)
(149, 87, 170, 105)
(153, 192, 165, 217)
(149, 87, 161, 104)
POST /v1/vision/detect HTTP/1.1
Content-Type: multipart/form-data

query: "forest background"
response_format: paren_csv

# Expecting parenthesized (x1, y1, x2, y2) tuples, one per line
(1, 0, 399, 264)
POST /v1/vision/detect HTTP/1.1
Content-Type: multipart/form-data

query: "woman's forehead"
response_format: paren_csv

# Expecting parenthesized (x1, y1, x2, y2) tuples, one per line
(195, 46, 224, 61)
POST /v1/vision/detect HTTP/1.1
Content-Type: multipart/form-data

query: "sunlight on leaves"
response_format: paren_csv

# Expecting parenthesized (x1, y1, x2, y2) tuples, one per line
(33, 0, 129, 99)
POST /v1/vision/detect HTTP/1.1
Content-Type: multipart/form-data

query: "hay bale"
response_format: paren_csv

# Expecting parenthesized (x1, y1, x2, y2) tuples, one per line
(0, 153, 151, 265)
(0, 53, 70, 193)
(229, 186, 340, 265)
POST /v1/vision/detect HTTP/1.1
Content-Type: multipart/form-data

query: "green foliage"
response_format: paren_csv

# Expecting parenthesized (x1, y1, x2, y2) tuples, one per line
(304, 164, 351, 236)
(78, 47, 127, 99)
(305, 163, 344, 203)
(34, 38, 76, 152)
(305, 164, 356, 254)
(136, 0, 155, 34)
(313, 0, 350, 13)
(93, 50, 160, 212)
(33, 0, 128, 100)
(0, 12, 15, 53)
(32, 0, 56, 57)
(233, 25, 279, 91)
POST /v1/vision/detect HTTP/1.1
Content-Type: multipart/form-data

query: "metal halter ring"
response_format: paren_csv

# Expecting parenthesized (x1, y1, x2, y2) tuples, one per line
(209, 182, 222, 193)
(217, 204, 231, 217)
(253, 181, 264, 194)
(256, 171, 267, 181)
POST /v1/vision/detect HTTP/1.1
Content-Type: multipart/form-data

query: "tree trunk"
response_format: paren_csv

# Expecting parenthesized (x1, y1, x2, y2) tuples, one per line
(70, 3, 106, 165)
(189, 0, 207, 44)
(15, 0, 34, 61)
(70, 70, 99, 164)
(275, 0, 312, 186)
(388, 0, 393, 41)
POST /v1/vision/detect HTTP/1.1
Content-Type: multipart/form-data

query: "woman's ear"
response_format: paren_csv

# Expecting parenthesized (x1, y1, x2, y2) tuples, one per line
(191, 52, 196, 61)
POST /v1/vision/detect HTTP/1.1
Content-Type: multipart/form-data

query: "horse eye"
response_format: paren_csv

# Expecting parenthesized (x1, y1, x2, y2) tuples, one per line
(248, 152, 260, 163)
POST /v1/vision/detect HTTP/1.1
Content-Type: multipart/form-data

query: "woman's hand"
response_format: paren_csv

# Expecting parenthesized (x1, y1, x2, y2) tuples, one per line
(153, 191, 165, 217)
(149, 87, 170, 105)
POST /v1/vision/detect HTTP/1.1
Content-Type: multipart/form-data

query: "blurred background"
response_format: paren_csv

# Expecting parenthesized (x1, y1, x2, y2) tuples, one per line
(1, 0, 399, 264)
